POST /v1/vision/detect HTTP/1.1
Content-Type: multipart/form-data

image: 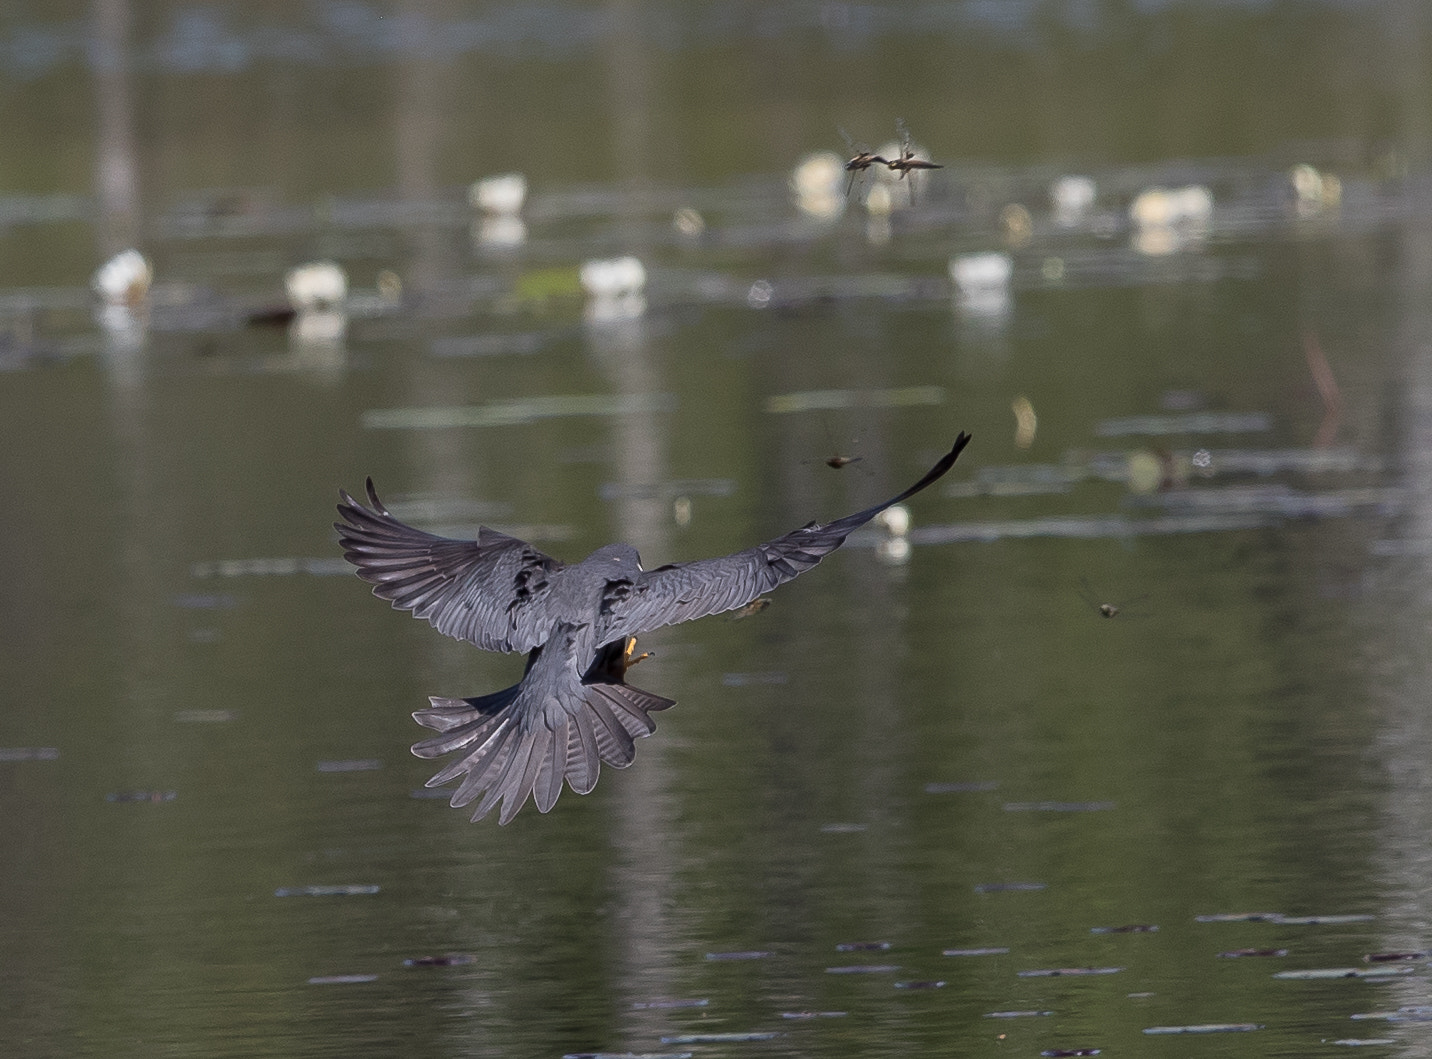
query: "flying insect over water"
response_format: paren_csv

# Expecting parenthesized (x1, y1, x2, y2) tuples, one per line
(885, 118, 943, 180)
(839, 127, 889, 197)
(1079, 578, 1148, 619)
(336, 433, 972, 825)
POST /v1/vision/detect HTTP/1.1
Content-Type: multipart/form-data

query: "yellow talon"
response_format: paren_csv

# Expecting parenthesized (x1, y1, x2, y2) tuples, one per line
(622, 636, 652, 670)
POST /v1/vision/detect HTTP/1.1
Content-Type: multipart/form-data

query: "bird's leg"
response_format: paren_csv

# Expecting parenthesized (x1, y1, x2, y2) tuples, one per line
(623, 636, 653, 670)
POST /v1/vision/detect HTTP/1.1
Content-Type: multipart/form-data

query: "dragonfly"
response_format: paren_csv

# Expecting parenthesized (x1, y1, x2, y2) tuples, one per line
(885, 118, 943, 180)
(803, 418, 867, 472)
(1078, 578, 1148, 619)
(839, 127, 889, 197)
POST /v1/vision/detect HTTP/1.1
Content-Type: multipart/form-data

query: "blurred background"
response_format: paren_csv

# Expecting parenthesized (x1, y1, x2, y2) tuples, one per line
(4, 2, 1432, 1056)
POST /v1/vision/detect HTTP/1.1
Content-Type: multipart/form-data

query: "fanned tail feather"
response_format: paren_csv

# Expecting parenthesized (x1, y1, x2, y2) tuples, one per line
(410, 679, 675, 824)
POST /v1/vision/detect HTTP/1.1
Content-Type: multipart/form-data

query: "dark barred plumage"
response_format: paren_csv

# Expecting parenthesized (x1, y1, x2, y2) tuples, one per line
(336, 433, 970, 824)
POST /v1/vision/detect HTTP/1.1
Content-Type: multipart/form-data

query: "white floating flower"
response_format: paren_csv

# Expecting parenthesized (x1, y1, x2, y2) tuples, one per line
(285, 261, 347, 311)
(949, 252, 1013, 294)
(876, 504, 911, 538)
(791, 150, 845, 220)
(92, 249, 152, 306)
(1129, 184, 1213, 228)
(468, 172, 527, 215)
(1050, 175, 1096, 224)
(579, 256, 646, 298)
(1289, 163, 1341, 215)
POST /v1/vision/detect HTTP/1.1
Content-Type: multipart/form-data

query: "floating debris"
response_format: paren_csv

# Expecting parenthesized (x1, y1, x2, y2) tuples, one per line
(780, 1010, 846, 1020)
(1012, 394, 1037, 448)
(1042, 1049, 1100, 1057)
(672, 206, 705, 238)
(895, 980, 945, 990)
(911, 510, 1272, 545)
(1142, 1024, 1262, 1035)
(1198, 911, 1373, 925)
(106, 790, 176, 803)
(945, 947, 1010, 957)
(660, 1033, 778, 1045)
(1183, 445, 1379, 477)
(704, 951, 772, 961)
(174, 709, 237, 724)
(565, 1053, 695, 1059)
(826, 964, 900, 974)
(364, 392, 676, 430)
(975, 882, 1046, 893)
(244, 305, 298, 328)
(1330, 1040, 1396, 1047)
(1219, 949, 1289, 958)
(1091, 924, 1158, 934)
(1018, 967, 1124, 978)
(986, 1010, 1053, 1019)
(1094, 411, 1272, 437)
(1365, 951, 1425, 962)
(190, 557, 351, 578)
(1274, 966, 1414, 981)
(765, 386, 945, 415)
(925, 781, 998, 794)
(598, 478, 735, 502)
(430, 333, 550, 358)
(308, 974, 377, 985)
(819, 823, 867, 833)
(0, 747, 59, 761)
(1004, 801, 1115, 812)
(944, 463, 1081, 499)
(721, 672, 788, 687)
(1350, 1006, 1432, 1022)
(316, 759, 383, 773)
(836, 942, 891, 952)
(274, 884, 380, 897)
(172, 593, 237, 609)
(404, 954, 475, 967)
(631, 998, 709, 1010)
(1143, 484, 1401, 520)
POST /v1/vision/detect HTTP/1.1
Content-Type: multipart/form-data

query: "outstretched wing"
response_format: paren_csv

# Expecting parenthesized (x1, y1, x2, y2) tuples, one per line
(335, 478, 564, 654)
(599, 433, 970, 641)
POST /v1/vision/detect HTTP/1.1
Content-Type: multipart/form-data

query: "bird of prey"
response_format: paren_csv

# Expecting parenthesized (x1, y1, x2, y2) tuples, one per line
(336, 432, 970, 824)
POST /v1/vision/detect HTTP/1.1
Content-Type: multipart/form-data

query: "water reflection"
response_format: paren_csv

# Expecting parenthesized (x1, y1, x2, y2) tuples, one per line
(4, 1, 1432, 1056)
